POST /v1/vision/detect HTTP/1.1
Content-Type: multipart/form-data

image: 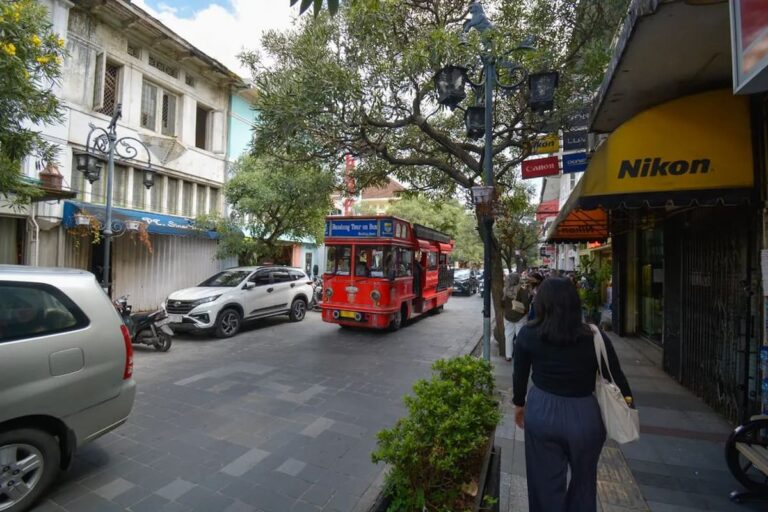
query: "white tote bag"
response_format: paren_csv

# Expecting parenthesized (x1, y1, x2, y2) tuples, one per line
(589, 324, 640, 444)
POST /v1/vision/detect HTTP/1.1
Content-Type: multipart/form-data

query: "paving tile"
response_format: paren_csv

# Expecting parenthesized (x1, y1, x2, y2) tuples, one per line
(300, 484, 335, 507)
(127, 494, 171, 512)
(92, 477, 135, 500)
(276, 458, 308, 477)
(300, 418, 335, 438)
(62, 492, 125, 512)
(177, 485, 235, 511)
(154, 478, 195, 501)
(221, 448, 271, 477)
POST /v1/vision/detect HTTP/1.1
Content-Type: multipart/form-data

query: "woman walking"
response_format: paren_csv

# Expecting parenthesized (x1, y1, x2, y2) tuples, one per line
(502, 272, 530, 362)
(512, 277, 633, 512)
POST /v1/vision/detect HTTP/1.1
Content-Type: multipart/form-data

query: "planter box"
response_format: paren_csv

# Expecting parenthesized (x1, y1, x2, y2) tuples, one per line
(369, 438, 501, 512)
(124, 220, 142, 232)
(74, 214, 91, 226)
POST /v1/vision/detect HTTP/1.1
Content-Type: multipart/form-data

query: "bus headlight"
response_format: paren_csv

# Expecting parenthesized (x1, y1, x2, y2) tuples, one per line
(370, 290, 381, 302)
(325, 288, 333, 298)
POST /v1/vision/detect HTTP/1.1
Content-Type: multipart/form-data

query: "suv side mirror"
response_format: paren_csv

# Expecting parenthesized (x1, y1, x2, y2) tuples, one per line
(243, 281, 256, 290)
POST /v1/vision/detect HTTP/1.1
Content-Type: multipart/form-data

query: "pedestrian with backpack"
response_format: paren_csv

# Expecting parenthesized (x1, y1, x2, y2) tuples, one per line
(502, 272, 530, 362)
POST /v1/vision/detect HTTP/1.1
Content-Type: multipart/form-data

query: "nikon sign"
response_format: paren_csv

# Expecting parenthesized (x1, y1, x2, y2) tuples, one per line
(576, 90, 753, 199)
(618, 158, 711, 178)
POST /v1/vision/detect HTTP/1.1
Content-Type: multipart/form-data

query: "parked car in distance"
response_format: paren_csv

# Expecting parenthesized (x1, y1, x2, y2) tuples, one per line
(0, 266, 136, 512)
(165, 266, 314, 338)
(452, 268, 479, 296)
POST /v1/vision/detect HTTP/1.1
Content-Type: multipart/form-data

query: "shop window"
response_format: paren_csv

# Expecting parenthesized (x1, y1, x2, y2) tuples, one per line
(113, 166, 128, 207)
(182, 181, 193, 216)
(132, 168, 145, 210)
(209, 188, 219, 215)
(167, 178, 179, 215)
(195, 185, 206, 215)
(90, 170, 106, 205)
(150, 175, 165, 213)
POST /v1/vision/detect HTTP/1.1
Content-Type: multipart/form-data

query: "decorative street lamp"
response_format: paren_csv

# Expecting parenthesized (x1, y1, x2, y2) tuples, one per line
(76, 103, 154, 293)
(435, 1, 559, 361)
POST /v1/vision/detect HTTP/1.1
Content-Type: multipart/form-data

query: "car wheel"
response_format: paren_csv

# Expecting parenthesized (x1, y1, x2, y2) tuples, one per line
(0, 428, 60, 512)
(154, 333, 172, 352)
(215, 308, 241, 338)
(289, 298, 307, 322)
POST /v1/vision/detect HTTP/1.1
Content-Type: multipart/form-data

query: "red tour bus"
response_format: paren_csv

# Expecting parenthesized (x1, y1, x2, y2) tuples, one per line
(320, 215, 454, 330)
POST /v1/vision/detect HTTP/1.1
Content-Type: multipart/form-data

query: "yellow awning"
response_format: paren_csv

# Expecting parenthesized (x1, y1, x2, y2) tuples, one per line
(547, 89, 754, 243)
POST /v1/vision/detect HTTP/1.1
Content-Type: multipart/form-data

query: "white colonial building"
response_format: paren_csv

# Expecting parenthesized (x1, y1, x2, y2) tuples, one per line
(0, 0, 244, 310)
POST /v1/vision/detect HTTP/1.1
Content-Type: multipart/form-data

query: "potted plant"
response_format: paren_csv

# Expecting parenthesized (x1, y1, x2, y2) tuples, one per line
(577, 256, 611, 325)
(371, 355, 501, 511)
(67, 210, 102, 250)
(74, 212, 91, 226)
(124, 220, 142, 232)
(38, 163, 63, 189)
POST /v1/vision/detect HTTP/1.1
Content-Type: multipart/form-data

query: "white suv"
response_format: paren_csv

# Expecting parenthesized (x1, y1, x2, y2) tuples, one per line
(165, 266, 314, 338)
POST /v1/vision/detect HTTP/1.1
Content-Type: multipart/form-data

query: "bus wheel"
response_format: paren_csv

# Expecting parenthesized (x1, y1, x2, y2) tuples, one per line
(388, 310, 402, 331)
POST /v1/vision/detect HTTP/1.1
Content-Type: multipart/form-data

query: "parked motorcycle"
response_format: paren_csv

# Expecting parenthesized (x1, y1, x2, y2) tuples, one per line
(312, 276, 323, 311)
(114, 295, 173, 352)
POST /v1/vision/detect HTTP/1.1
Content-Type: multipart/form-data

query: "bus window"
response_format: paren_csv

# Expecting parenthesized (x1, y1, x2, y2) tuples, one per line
(326, 245, 352, 275)
(396, 247, 413, 277)
(427, 252, 438, 270)
(356, 246, 392, 278)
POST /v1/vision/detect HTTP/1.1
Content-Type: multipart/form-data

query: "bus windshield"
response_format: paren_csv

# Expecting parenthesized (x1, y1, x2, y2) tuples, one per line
(354, 246, 392, 277)
(325, 245, 352, 275)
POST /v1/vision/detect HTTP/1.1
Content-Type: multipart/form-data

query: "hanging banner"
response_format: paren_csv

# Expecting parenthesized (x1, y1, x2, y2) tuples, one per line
(563, 130, 587, 151)
(731, 0, 768, 94)
(522, 156, 559, 179)
(530, 134, 560, 155)
(562, 152, 587, 174)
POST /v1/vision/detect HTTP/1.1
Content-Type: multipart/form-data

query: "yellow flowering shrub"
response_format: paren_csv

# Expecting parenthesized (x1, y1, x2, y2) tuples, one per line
(0, 0, 66, 202)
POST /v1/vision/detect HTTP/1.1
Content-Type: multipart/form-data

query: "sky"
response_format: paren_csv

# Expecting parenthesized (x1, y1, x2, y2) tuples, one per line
(134, 0, 297, 77)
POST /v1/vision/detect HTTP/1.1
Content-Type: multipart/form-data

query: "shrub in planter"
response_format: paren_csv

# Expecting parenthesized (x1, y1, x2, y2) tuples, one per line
(371, 355, 500, 511)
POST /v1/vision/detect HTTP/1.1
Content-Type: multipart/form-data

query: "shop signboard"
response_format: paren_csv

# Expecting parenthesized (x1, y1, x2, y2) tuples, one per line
(731, 0, 768, 94)
(562, 152, 587, 174)
(522, 156, 559, 179)
(529, 134, 560, 155)
(563, 130, 587, 151)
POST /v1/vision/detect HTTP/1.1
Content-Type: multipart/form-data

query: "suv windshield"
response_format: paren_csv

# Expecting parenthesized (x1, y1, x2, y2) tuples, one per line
(198, 270, 251, 287)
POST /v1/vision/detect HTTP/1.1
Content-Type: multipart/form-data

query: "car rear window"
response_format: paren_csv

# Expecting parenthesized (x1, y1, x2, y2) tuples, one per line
(0, 281, 90, 343)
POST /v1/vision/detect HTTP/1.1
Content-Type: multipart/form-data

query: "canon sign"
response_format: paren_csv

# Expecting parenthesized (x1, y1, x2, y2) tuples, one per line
(618, 158, 711, 178)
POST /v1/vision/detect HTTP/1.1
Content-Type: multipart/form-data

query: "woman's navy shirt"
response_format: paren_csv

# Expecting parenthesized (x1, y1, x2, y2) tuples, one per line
(512, 324, 632, 407)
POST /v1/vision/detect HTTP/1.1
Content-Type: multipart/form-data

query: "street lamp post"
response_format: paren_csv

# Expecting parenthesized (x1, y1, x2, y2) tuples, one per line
(434, 1, 558, 361)
(74, 103, 155, 293)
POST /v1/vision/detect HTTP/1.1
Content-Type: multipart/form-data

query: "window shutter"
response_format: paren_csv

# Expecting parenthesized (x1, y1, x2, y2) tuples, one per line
(93, 51, 106, 111)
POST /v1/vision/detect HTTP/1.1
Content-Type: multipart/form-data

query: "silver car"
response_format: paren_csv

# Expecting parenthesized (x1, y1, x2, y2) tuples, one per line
(0, 266, 136, 512)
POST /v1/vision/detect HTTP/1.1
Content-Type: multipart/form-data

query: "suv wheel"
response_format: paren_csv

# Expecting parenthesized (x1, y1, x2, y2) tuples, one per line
(0, 429, 60, 512)
(289, 298, 307, 322)
(215, 308, 241, 338)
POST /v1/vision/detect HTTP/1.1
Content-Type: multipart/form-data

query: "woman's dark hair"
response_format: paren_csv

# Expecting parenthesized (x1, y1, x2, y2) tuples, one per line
(531, 277, 591, 346)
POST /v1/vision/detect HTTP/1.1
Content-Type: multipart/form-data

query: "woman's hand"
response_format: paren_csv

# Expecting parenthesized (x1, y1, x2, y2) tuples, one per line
(514, 406, 525, 429)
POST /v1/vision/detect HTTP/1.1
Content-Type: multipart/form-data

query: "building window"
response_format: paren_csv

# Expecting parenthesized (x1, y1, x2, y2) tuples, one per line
(182, 181, 193, 216)
(126, 43, 141, 59)
(150, 175, 165, 213)
(141, 80, 177, 136)
(132, 168, 145, 210)
(185, 74, 195, 87)
(91, 171, 106, 205)
(195, 104, 210, 150)
(196, 185, 206, 215)
(148, 54, 178, 79)
(94, 55, 121, 116)
(114, 166, 127, 207)
(167, 178, 179, 215)
(140, 81, 157, 130)
(209, 188, 219, 215)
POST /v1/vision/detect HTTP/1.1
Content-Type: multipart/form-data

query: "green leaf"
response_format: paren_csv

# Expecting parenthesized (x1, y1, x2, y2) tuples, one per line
(299, 0, 314, 14)
(327, 0, 340, 15)
(313, 0, 323, 17)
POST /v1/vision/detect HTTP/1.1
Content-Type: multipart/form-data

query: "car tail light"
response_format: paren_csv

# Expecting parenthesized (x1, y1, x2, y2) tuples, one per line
(121, 324, 133, 379)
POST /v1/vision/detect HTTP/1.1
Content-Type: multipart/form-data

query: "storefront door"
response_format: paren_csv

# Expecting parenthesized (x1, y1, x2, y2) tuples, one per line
(639, 227, 664, 344)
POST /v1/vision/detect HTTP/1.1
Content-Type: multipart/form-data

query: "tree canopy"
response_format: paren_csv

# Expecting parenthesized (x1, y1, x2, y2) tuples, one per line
(495, 183, 539, 271)
(205, 155, 335, 265)
(245, 0, 627, 197)
(0, 0, 65, 202)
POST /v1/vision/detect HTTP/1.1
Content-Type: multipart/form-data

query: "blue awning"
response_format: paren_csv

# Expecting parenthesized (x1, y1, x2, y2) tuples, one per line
(62, 201, 218, 239)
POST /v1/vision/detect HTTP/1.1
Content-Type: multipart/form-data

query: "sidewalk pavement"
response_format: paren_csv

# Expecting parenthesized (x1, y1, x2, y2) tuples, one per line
(493, 330, 766, 512)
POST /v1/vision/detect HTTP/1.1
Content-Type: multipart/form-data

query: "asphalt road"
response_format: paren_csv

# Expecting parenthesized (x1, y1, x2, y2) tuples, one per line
(33, 295, 483, 512)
